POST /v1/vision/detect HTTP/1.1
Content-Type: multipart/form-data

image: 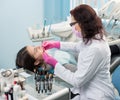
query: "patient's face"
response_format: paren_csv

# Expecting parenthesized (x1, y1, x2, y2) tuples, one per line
(27, 45, 44, 61)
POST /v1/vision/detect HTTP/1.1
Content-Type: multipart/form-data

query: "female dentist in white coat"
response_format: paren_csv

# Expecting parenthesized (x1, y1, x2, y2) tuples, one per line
(42, 4, 115, 100)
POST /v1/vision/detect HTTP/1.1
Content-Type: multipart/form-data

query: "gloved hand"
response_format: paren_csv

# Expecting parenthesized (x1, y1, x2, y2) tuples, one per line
(42, 52, 58, 67)
(42, 41, 60, 50)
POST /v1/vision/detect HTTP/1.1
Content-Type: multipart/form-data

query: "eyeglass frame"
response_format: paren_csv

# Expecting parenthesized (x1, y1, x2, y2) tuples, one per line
(69, 22, 78, 27)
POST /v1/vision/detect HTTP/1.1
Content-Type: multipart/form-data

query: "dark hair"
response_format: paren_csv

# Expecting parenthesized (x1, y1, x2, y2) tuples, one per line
(70, 4, 105, 44)
(16, 46, 38, 72)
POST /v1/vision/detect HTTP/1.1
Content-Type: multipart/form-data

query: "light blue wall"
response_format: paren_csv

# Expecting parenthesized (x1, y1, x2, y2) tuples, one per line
(43, 0, 70, 25)
(0, 0, 44, 69)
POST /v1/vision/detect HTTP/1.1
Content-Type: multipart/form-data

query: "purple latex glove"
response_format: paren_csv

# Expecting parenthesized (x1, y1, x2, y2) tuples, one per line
(42, 52, 58, 67)
(42, 41, 60, 50)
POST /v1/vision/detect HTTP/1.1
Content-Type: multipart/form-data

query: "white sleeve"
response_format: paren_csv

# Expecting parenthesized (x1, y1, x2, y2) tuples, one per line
(60, 41, 82, 52)
(54, 48, 103, 88)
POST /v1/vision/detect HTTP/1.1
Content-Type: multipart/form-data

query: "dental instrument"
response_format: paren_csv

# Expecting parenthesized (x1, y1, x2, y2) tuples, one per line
(42, 19, 47, 37)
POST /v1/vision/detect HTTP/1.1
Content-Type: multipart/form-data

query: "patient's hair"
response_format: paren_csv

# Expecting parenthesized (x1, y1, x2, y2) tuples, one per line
(70, 4, 105, 44)
(16, 46, 44, 72)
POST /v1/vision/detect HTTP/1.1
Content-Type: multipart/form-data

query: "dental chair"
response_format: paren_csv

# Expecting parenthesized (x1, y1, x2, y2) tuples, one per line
(109, 39, 120, 99)
(112, 65, 120, 100)
(109, 39, 120, 74)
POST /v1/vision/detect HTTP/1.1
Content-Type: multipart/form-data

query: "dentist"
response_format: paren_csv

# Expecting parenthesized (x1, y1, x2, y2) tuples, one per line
(42, 4, 115, 100)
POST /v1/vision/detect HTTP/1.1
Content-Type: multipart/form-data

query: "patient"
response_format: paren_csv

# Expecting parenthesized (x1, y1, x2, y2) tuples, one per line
(16, 45, 77, 72)
(16, 46, 43, 72)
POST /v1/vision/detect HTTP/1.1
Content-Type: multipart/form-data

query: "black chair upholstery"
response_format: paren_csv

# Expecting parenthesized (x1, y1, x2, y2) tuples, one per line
(110, 57, 120, 74)
(109, 40, 120, 74)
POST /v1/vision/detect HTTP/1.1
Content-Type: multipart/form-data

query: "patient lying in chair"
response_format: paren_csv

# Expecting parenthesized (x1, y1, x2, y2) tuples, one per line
(16, 45, 77, 73)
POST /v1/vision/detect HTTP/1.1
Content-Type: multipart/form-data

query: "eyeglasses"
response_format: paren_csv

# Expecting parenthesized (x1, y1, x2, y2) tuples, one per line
(69, 22, 77, 27)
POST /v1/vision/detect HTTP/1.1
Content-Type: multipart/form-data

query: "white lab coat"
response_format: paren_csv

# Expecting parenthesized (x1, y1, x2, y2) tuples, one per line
(54, 37, 115, 100)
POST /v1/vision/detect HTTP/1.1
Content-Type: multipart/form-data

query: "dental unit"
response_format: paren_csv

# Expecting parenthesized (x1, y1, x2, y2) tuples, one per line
(34, 64, 54, 94)
(0, 69, 27, 100)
